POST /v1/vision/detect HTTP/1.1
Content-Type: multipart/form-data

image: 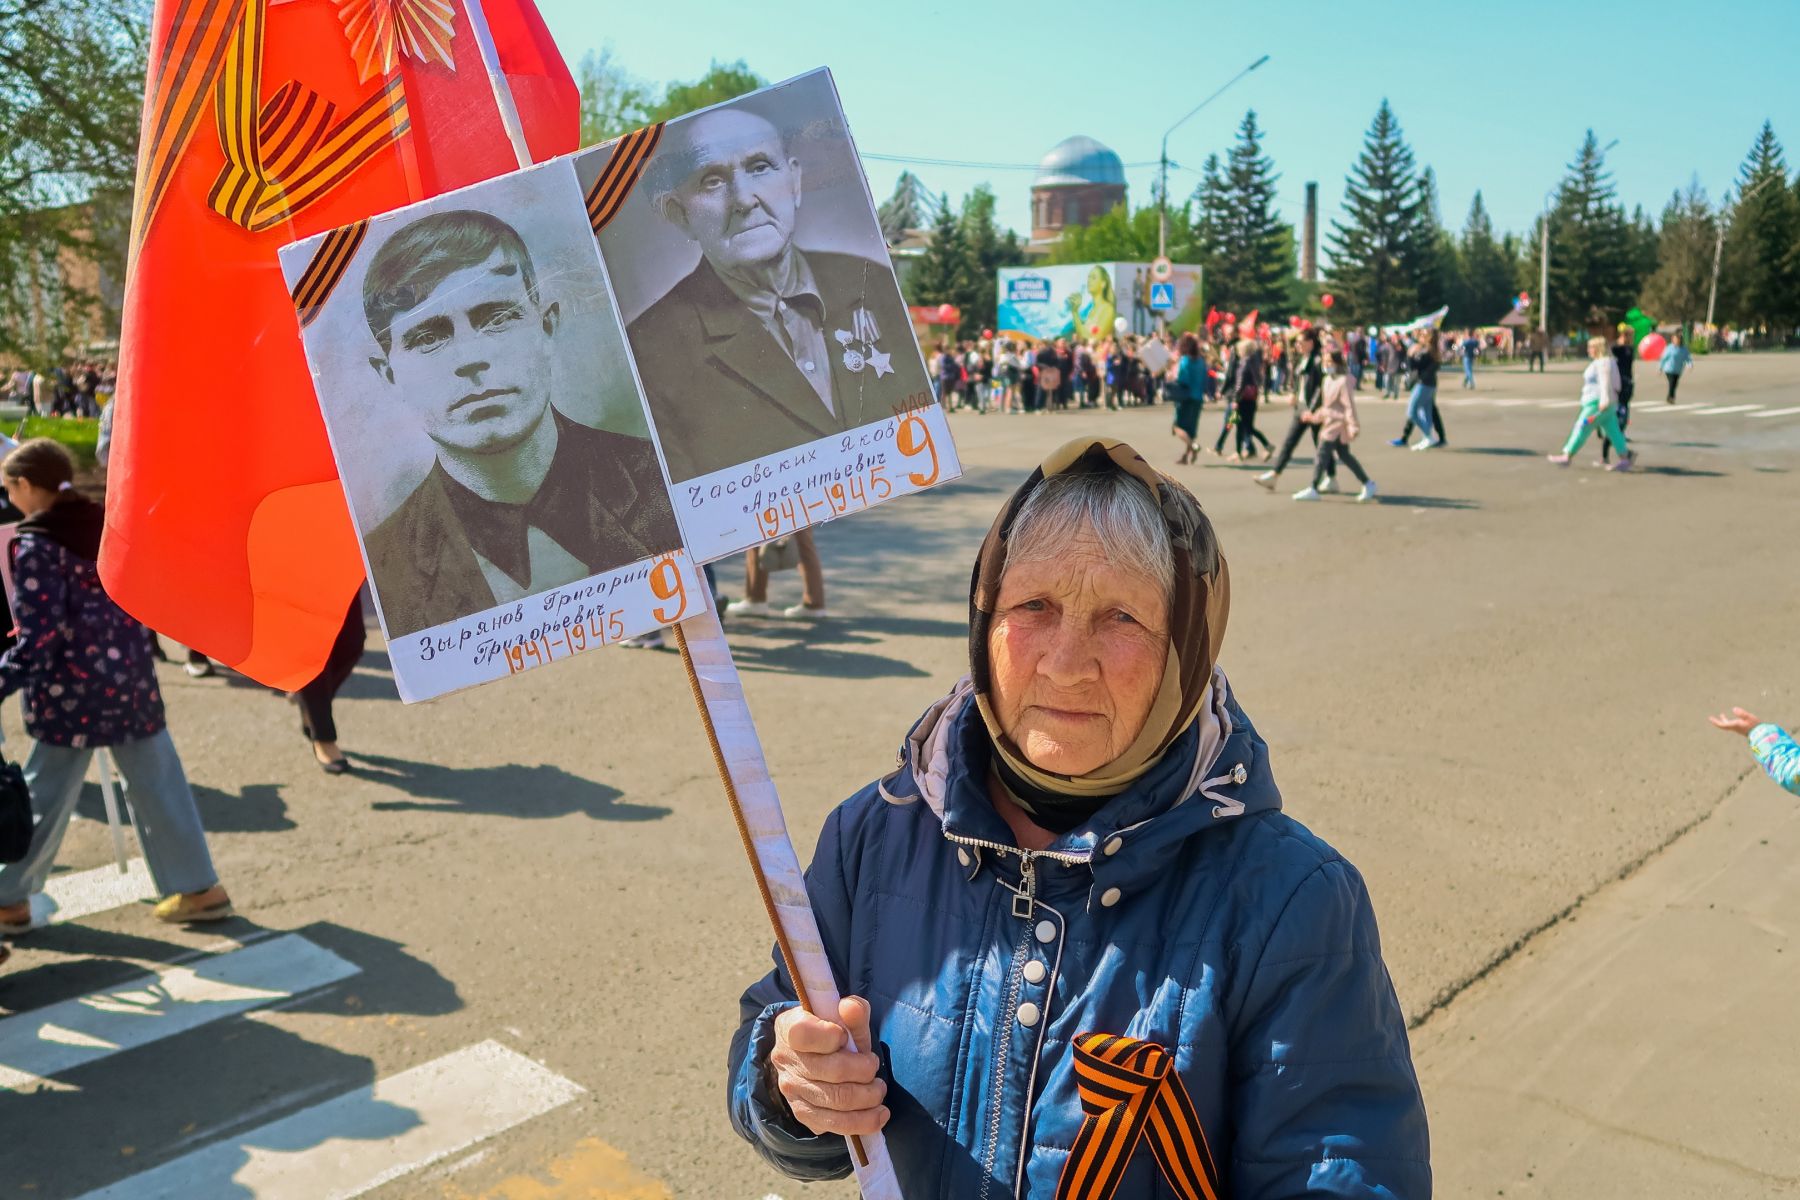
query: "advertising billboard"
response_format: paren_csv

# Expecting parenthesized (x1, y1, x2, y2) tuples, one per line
(996, 261, 1203, 342)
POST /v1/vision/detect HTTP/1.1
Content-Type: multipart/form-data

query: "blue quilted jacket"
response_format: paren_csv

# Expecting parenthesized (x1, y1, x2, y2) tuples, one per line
(729, 680, 1430, 1198)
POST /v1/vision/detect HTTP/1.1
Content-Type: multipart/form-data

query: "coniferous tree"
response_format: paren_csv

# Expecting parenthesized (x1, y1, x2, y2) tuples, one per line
(1543, 130, 1636, 329)
(908, 200, 976, 321)
(878, 172, 934, 245)
(1720, 121, 1799, 332)
(1642, 179, 1718, 327)
(957, 185, 1026, 333)
(1450, 192, 1516, 323)
(1198, 112, 1291, 316)
(1412, 166, 1454, 312)
(1324, 100, 1430, 327)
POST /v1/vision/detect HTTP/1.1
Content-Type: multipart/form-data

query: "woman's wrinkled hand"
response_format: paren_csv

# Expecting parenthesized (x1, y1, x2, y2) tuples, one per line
(770, 996, 890, 1137)
(1709, 706, 1761, 736)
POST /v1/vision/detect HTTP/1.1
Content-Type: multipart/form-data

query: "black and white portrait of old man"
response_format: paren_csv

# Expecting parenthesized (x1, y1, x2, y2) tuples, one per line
(356, 209, 681, 637)
(622, 107, 923, 483)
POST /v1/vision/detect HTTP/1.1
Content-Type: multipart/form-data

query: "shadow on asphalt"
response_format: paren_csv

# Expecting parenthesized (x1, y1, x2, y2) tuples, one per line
(1373, 495, 1481, 510)
(1456, 446, 1539, 457)
(0, 922, 458, 1199)
(1636, 464, 1727, 478)
(75, 780, 297, 834)
(349, 753, 669, 821)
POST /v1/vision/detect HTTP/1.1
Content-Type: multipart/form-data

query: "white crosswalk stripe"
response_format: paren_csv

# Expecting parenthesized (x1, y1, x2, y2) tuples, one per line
(75, 1040, 584, 1200)
(1636, 403, 1708, 413)
(1538, 400, 1582, 409)
(1691, 404, 1764, 415)
(1748, 405, 1800, 419)
(0, 934, 358, 1092)
(25, 858, 156, 928)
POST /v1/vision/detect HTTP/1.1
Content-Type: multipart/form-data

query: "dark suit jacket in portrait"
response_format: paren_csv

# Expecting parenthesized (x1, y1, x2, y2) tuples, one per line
(363, 409, 681, 637)
(626, 249, 927, 482)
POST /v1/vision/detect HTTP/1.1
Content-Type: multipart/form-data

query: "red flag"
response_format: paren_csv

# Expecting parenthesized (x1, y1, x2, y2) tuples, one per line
(101, 0, 577, 689)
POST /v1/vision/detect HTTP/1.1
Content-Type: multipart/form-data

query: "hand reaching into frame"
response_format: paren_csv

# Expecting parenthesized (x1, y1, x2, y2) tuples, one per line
(1708, 707, 1761, 737)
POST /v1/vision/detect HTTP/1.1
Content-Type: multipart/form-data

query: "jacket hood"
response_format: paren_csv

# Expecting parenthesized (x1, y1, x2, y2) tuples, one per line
(19, 491, 104, 561)
(880, 668, 1282, 888)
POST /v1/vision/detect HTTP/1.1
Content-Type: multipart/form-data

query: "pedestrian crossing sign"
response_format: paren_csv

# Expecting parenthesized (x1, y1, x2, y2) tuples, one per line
(1149, 281, 1176, 311)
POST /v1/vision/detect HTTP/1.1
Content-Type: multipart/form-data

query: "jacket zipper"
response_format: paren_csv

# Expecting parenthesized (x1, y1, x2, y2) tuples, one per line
(941, 833, 1088, 1195)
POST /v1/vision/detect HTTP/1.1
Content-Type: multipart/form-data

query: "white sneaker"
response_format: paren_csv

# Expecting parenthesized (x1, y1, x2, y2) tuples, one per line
(1356, 481, 1378, 503)
(781, 603, 830, 619)
(1253, 471, 1277, 490)
(1410, 439, 1440, 451)
(1317, 475, 1338, 494)
(1291, 486, 1321, 502)
(724, 599, 771, 619)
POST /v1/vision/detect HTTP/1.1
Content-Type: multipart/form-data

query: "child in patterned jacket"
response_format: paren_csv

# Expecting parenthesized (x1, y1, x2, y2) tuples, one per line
(1710, 707, 1800, 796)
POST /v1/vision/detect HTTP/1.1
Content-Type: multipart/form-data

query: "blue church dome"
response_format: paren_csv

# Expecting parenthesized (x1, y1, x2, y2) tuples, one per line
(1034, 136, 1127, 189)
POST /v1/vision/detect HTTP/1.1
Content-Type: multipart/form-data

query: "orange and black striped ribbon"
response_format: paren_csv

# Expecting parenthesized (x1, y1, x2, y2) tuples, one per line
(130, 0, 252, 253)
(585, 123, 665, 235)
(290, 219, 370, 328)
(1054, 1033, 1221, 1200)
(206, 0, 409, 233)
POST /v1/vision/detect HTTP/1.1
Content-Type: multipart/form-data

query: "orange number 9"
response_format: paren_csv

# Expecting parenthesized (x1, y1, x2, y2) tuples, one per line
(505, 644, 526, 674)
(897, 413, 940, 487)
(650, 555, 689, 624)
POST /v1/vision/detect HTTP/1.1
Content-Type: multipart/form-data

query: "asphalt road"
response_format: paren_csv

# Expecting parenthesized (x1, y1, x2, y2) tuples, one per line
(2, 351, 1796, 1199)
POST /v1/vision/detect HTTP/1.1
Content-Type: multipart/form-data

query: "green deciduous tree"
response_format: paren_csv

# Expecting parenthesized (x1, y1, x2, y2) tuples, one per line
(648, 60, 767, 125)
(907, 186, 1025, 339)
(1324, 100, 1432, 327)
(0, 0, 146, 365)
(1641, 179, 1718, 327)
(1719, 121, 1799, 332)
(1195, 111, 1290, 316)
(576, 46, 654, 145)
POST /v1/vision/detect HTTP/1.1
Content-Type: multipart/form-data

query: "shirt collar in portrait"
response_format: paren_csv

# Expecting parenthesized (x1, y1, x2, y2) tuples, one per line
(436, 407, 618, 590)
(713, 249, 825, 328)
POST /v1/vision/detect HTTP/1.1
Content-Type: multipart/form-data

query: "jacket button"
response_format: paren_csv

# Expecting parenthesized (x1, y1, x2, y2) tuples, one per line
(957, 848, 971, 868)
(1100, 887, 1122, 908)
(1017, 1002, 1041, 1028)
(1022, 959, 1046, 984)
(1102, 836, 1122, 856)
(1034, 919, 1056, 944)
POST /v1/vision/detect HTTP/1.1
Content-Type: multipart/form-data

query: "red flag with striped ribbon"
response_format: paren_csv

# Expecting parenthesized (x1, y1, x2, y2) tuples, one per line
(101, 0, 577, 689)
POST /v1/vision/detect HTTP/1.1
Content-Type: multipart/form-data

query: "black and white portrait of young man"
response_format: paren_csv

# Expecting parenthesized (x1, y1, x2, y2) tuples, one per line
(347, 206, 681, 637)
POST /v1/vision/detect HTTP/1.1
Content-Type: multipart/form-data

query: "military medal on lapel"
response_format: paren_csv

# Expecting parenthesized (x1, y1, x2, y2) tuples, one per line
(835, 305, 894, 378)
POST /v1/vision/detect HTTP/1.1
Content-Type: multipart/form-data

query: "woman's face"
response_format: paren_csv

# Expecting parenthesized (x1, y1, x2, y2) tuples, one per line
(987, 524, 1170, 776)
(1087, 268, 1106, 297)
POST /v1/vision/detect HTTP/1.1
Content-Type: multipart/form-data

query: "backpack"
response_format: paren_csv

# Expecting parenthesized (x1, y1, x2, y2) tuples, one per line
(0, 748, 32, 863)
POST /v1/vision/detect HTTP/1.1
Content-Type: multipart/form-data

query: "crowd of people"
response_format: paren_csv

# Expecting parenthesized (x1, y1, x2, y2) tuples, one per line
(6, 361, 115, 419)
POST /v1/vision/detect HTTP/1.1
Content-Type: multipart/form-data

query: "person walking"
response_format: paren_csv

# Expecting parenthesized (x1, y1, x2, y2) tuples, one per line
(1293, 349, 1378, 502)
(1256, 327, 1329, 491)
(1391, 332, 1444, 449)
(1228, 337, 1273, 461)
(0, 440, 232, 933)
(728, 528, 828, 620)
(1378, 333, 1402, 398)
(1547, 336, 1635, 470)
(1459, 329, 1481, 389)
(1660, 331, 1694, 403)
(293, 591, 366, 774)
(1527, 326, 1548, 372)
(1601, 327, 1637, 465)
(1170, 333, 1210, 464)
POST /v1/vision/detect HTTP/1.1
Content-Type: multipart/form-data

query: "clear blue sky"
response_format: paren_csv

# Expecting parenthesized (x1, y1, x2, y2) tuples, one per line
(536, 0, 1800, 253)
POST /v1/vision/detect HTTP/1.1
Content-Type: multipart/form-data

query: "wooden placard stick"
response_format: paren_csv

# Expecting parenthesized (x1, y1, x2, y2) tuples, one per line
(671, 609, 902, 1197)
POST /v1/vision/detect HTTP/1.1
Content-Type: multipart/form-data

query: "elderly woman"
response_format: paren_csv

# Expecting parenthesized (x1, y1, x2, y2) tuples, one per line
(728, 439, 1430, 1197)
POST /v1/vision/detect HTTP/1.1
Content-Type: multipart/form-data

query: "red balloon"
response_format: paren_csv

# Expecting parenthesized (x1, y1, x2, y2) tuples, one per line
(1089, 324, 1099, 336)
(1321, 293, 1335, 309)
(981, 328, 994, 340)
(1637, 332, 1667, 362)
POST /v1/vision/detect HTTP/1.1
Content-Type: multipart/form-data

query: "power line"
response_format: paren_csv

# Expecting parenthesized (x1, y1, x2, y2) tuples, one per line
(859, 151, 1164, 172)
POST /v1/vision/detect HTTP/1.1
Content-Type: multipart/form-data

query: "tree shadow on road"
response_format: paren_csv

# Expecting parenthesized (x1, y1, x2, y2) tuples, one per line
(348, 754, 668, 821)
(0, 922, 460, 1199)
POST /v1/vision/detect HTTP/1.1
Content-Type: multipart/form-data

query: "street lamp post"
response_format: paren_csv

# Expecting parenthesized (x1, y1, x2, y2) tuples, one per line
(1158, 54, 1269, 260)
(1706, 172, 1781, 330)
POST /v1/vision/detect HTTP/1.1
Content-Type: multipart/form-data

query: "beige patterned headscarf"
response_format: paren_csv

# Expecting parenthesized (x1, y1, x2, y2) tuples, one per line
(969, 437, 1230, 801)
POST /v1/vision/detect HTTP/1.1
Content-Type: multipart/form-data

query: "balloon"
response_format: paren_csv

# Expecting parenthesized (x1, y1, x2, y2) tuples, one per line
(981, 328, 994, 340)
(1638, 332, 1667, 361)
(1088, 324, 1099, 336)
(1113, 316, 1128, 335)
(1321, 293, 1335, 308)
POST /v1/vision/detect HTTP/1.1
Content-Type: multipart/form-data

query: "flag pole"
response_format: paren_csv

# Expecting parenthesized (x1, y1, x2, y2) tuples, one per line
(459, 8, 900, 1194)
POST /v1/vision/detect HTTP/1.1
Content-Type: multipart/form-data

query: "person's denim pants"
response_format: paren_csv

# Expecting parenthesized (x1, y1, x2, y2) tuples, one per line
(1462, 357, 1476, 387)
(1406, 384, 1438, 443)
(0, 729, 219, 906)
